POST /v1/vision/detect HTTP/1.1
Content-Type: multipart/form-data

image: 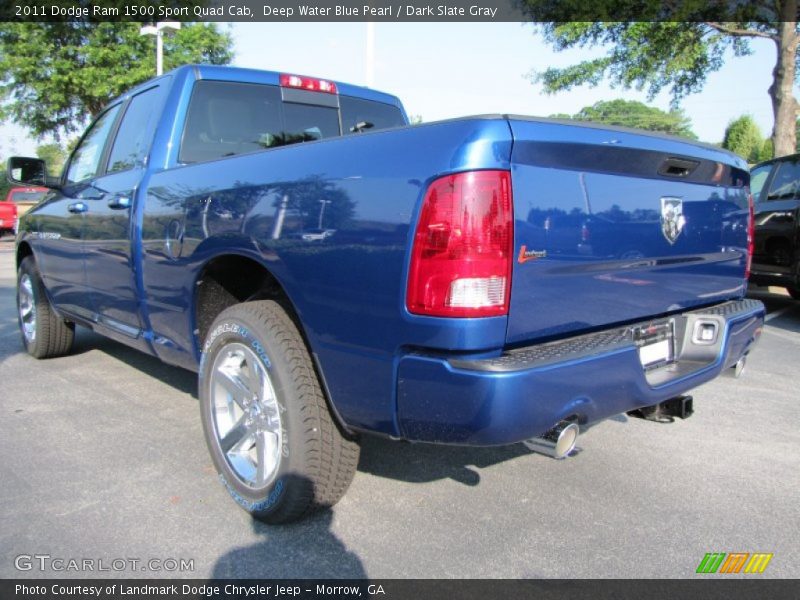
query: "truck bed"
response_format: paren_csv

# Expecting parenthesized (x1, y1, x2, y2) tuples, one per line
(139, 114, 750, 438)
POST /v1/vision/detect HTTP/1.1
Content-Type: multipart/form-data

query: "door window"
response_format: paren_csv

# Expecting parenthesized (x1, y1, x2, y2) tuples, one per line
(107, 86, 162, 173)
(65, 104, 122, 184)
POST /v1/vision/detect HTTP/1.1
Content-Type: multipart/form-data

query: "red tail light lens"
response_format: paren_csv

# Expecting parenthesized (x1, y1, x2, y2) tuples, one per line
(279, 73, 338, 94)
(407, 170, 513, 317)
(745, 193, 754, 279)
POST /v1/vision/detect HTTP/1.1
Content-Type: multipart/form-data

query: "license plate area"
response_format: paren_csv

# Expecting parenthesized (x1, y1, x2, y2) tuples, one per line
(634, 321, 675, 370)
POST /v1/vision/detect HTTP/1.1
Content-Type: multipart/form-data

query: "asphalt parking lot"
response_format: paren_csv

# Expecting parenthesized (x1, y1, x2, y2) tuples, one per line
(0, 237, 798, 579)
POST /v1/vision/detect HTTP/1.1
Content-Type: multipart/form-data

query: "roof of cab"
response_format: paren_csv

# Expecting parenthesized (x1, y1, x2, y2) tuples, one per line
(115, 64, 403, 109)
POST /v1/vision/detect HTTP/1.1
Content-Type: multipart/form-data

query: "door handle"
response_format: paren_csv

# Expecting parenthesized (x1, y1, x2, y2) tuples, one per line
(67, 202, 88, 214)
(107, 196, 131, 210)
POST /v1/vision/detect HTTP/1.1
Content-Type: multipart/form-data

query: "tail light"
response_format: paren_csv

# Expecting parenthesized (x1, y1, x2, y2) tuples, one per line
(279, 73, 337, 94)
(581, 222, 590, 242)
(406, 170, 513, 317)
(745, 193, 754, 279)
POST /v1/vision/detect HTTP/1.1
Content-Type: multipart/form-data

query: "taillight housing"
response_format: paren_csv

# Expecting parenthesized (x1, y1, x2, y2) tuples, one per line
(745, 192, 754, 279)
(279, 73, 338, 94)
(406, 170, 513, 317)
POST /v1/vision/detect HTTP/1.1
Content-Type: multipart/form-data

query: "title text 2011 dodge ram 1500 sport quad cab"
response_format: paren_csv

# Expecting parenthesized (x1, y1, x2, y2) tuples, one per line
(8, 66, 764, 523)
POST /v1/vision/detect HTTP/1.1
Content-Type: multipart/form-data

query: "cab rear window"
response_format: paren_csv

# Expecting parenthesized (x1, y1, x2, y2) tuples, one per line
(340, 96, 405, 134)
(179, 80, 404, 164)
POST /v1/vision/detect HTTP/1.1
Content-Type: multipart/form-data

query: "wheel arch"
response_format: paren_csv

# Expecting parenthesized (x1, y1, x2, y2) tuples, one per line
(192, 251, 294, 354)
(191, 251, 354, 435)
(16, 240, 34, 270)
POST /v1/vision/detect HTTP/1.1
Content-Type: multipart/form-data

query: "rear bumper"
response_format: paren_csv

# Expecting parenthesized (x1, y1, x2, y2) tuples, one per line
(396, 299, 764, 445)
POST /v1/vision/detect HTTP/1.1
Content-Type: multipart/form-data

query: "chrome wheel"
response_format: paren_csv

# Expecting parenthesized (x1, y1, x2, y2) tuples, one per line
(18, 274, 36, 343)
(209, 343, 282, 488)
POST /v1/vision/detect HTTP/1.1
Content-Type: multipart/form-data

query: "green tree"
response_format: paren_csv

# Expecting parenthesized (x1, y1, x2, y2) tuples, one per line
(555, 99, 697, 138)
(35, 143, 67, 177)
(520, 3, 799, 157)
(0, 22, 233, 140)
(759, 138, 775, 162)
(0, 156, 10, 200)
(722, 115, 764, 162)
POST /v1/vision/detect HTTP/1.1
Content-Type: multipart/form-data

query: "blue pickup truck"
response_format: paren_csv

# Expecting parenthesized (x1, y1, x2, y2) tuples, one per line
(8, 65, 764, 523)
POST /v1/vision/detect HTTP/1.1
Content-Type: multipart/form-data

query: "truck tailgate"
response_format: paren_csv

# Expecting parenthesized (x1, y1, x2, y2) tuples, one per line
(507, 117, 751, 345)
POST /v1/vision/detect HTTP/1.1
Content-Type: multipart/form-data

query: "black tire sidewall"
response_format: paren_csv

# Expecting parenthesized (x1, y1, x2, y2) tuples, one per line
(198, 306, 312, 517)
(17, 257, 41, 356)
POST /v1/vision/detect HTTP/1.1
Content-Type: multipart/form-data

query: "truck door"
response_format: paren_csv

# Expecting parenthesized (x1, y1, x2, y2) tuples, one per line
(35, 104, 123, 320)
(82, 84, 165, 342)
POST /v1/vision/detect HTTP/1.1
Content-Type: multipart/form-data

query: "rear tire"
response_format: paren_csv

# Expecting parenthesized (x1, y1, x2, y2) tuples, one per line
(199, 300, 359, 523)
(788, 286, 800, 301)
(17, 256, 75, 359)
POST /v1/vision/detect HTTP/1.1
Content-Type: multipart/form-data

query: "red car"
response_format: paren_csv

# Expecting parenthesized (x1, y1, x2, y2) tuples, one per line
(0, 197, 18, 237)
(1, 186, 48, 237)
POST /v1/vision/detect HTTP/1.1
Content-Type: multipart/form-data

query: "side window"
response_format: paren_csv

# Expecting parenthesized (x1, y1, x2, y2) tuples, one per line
(340, 96, 405, 134)
(766, 160, 800, 201)
(66, 104, 122, 184)
(106, 86, 162, 174)
(749, 165, 772, 203)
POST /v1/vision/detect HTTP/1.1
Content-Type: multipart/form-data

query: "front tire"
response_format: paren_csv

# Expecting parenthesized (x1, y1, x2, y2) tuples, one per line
(199, 300, 359, 523)
(17, 256, 75, 358)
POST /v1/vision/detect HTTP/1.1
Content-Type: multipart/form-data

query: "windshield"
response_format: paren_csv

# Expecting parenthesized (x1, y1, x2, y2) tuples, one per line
(764, 159, 800, 201)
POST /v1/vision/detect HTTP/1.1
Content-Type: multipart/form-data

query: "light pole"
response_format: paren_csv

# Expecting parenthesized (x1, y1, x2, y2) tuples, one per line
(139, 22, 181, 76)
(365, 22, 375, 87)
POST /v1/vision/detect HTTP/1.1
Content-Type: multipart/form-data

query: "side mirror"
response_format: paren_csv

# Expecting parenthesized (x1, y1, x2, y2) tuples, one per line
(7, 156, 48, 186)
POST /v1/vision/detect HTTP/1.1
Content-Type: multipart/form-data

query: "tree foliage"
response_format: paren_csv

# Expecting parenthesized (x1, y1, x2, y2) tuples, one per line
(554, 99, 697, 139)
(722, 115, 764, 162)
(530, 22, 746, 104)
(519, 6, 799, 157)
(36, 143, 67, 177)
(0, 22, 233, 140)
(759, 138, 774, 162)
(0, 157, 10, 200)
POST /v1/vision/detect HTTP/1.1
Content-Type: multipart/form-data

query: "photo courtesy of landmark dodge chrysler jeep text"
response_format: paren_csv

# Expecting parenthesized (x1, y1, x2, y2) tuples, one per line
(8, 66, 764, 523)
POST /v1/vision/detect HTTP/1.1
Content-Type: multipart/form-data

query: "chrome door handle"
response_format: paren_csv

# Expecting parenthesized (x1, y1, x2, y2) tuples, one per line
(107, 196, 131, 210)
(67, 202, 88, 214)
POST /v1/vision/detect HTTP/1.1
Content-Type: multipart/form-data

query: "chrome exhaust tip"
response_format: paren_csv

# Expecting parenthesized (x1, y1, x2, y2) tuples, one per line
(724, 356, 747, 378)
(523, 421, 579, 459)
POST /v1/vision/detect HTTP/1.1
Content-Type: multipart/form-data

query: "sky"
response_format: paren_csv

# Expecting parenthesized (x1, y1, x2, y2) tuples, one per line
(0, 22, 782, 156)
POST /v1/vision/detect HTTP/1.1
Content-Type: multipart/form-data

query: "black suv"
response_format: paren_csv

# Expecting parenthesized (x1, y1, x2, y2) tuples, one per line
(750, 153, 800, 299)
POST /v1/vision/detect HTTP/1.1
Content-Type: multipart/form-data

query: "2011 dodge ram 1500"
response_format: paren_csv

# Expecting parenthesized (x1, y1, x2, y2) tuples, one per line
(8, 65, 764, 522)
